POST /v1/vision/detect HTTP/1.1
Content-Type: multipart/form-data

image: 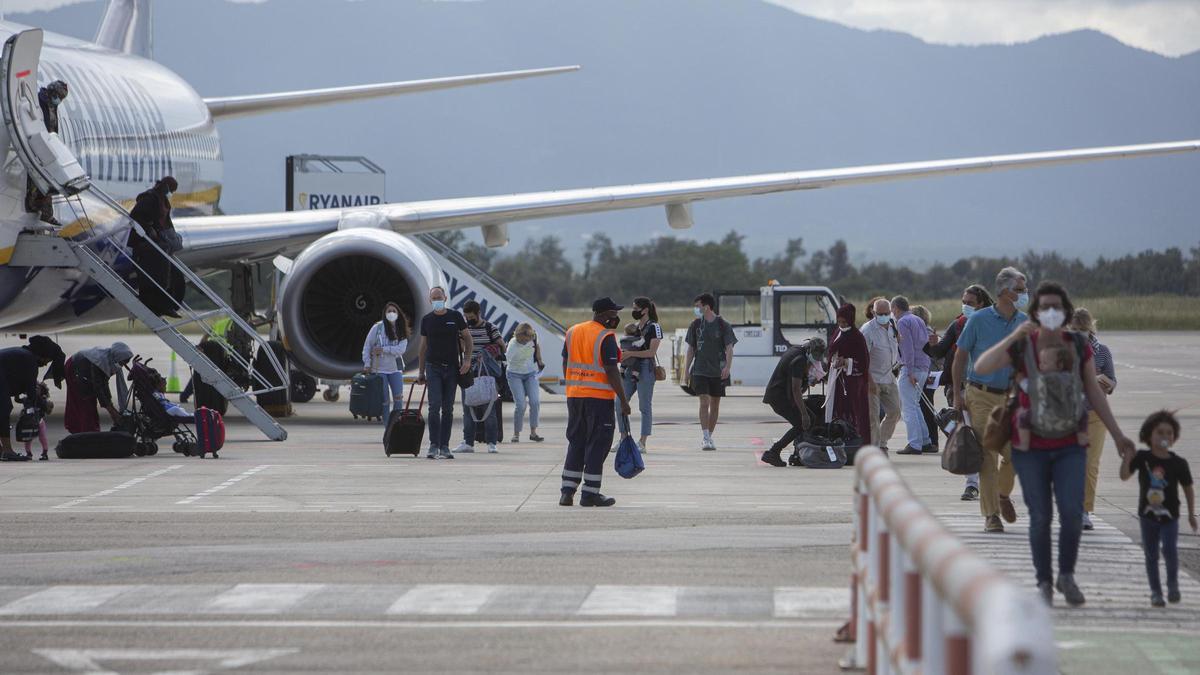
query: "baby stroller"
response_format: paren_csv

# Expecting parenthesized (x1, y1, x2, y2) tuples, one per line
(124, 357, 199, 457)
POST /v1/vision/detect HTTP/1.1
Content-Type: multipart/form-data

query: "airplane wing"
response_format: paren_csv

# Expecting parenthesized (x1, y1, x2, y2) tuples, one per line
(203, 66, 579, 120)
(175, 139, 1200, 266)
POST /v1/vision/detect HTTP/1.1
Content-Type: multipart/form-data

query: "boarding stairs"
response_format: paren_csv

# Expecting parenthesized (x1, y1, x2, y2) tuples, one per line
(0, 28, 287, 440)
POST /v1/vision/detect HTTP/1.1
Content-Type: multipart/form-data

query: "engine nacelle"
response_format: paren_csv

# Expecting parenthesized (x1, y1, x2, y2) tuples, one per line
(279, 229, 441, 379)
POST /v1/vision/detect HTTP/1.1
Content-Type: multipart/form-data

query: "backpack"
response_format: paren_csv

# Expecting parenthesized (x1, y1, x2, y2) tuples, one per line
(1021, 333, 1088, 440)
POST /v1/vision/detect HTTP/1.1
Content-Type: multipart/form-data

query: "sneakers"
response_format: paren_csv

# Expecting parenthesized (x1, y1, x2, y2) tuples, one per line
(960, 486, 979, 501)
(487, 443, 498, 454)
(529, 433, 545, 443)
(510, 435, 520, 443)
(580, 492, 616, 507)
(1169, 588, 1181, 604)
(426, 447, 438, 460)
(984, 515, 1005, 533)
(896, 446, 923, 455)
(38, 452, 48, 461)
(1037, 581, 1053, 607)
(999, 495, 1018, 523)
(1082, 512, 1094, 530)
(921, 444, 938, 454)
(559, 492, 574, 506)
(454, 442, 474, 454)
(438, 447, 455, 460)
(1151, 592, 1166, 608)
(1055, 574, 1086, 607)
(761, 451, 787, 467)
(701, 432, 716, 451)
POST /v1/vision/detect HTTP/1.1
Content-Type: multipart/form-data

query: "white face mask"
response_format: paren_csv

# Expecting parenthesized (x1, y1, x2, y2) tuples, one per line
(1038, 307, 1065, 331)
(693, 306, 703, 318)
(838, 325, 850, 333)
(1158, 438, 1172, 450)
(385, 311, 399, 322)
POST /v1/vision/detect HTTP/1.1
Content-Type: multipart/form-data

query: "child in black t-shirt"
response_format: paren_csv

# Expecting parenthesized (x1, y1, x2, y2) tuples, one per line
(1119, 410, 1197, 607)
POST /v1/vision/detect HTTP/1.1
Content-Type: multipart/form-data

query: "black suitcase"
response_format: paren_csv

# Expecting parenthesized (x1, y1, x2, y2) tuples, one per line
(384, 386, 426, 457)
(56, 431, 137, 459)
(473, 399, 504, 444)
(350, 372, 387, 421)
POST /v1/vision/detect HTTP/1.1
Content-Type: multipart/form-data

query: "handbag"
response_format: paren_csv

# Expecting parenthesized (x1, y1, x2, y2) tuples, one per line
(462, 358, 498, 421)
(653, 356, 667, 382)
(615, 423, 645, 479)
(982, 392, 1016, 452)
(942, 415, 984, 475)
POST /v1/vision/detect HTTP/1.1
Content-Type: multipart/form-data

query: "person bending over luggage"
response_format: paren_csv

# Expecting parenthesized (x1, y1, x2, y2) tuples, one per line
(362, 302, 410, 415)
(0, 335, 64, 459)
(760, 338, 827, 467)
(64, 342, 134, 434)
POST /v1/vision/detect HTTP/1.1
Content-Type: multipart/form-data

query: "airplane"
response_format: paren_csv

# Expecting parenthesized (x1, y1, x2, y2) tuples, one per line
(0, 0, 1197, 389)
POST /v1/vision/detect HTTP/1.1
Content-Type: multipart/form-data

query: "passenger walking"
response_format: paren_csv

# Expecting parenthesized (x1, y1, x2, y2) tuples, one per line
(129, 176, 185, 315)
(617, 296, 663, 452)
(828, 303, 872, 445)
(685, 293, 737, 451)
(1072, 308, 1117, 530)
(506, 323, 545, 443)
(892, 296, 933, 455)
(760, 338, 827, 467)
(928, 285, 994, 500)
(861, 298, 901, 451)
(456, 300, 504, 454)
(1120, 411, 1196, 607)
(912, 304, 941, 452)
(953, 267, 1028, 533)
(64, 342, 134, 434)
(975, 281, 1135, 607)
(416, 287, 472, 460)
(361, 302, 410, 414)
(559, 297, 631, 507)
(0, 336, 64, 459)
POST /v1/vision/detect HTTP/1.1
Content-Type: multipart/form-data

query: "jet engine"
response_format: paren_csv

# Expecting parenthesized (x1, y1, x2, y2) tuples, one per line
(278, 229, 442, 379)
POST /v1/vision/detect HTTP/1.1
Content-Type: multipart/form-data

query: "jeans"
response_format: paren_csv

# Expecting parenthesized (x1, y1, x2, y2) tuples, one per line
(382, 370, 405, 414)
(462, 394, 499, 445)
(507, 370, 540, 435)
(1140, 517, 1180, 596)
(1011, 444, 1086, 584)
(425, 363, 457, 450)
(897, 367, 931, 449)
(616, 360, 655, 438)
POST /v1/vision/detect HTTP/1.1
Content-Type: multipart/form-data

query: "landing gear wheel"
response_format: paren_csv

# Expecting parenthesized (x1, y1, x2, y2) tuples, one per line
(290, 371, 317, 403)
(323, 387, 340, 403)
(146, 443, 159, 456)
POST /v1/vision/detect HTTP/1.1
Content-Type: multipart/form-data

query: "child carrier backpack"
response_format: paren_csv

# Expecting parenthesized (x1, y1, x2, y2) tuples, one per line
(1022, 333, 1088, 440)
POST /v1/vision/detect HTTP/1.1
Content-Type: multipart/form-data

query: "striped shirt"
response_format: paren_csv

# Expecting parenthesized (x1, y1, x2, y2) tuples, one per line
(467, 320, 503, 359)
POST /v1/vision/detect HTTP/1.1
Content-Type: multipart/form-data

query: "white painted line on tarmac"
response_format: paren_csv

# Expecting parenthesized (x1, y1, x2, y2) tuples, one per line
(578, 586, 678, 616)
(53, 465, 183, 509)
(33, 648, 297, 672)
(388, 585, 499, 615)
(1117, 362, 1200, 382)
(204, 584, 324, 614)
(177, 465, 269, 505)
(0, 586, 136, 615)
(773, 587, 851, 617)
(1, 618, 844, 629)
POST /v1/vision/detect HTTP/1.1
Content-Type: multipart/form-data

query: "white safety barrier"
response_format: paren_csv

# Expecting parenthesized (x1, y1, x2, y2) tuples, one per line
(840, 447, 1057, 675)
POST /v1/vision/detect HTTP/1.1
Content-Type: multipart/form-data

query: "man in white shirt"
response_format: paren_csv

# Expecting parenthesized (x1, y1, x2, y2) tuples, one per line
(860, 297, 902, 451)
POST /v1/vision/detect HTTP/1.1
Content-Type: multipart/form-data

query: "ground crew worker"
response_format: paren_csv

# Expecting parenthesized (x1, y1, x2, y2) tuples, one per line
(560, 297, 631, 507)
(24, 80, 68, 224)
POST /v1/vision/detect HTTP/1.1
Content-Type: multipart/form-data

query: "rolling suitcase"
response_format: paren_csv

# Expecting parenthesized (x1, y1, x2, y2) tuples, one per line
(384, 385, 426, 457)
(194, 406, 225, 458)
(350, 372, 387, 421)
(55, 431, 136, 459)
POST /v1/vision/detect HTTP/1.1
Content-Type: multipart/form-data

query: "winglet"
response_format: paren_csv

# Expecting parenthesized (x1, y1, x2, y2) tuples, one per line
(94, 0, 153, 57)
(203, 65, 581, 121)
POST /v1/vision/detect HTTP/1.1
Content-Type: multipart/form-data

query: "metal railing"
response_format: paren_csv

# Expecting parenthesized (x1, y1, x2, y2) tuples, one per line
(842, 447, 1057, 675)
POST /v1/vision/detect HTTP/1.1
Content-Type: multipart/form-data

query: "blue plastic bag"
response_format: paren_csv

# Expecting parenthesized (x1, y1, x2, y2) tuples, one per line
(615, 421, 645, 479)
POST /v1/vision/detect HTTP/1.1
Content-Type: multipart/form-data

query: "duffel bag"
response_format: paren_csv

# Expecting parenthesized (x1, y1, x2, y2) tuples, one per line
(792, 440, 847, 469)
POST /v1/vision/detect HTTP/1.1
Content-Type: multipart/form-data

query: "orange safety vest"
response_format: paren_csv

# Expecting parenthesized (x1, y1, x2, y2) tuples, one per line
(564, 320, 616, 400)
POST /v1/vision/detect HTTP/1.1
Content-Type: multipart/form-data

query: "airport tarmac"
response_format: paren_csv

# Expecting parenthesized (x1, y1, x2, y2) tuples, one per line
(0, 331, 1198, 673)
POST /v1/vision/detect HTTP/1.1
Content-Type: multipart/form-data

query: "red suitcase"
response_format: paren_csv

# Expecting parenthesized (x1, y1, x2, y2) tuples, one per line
(194, 406, 225, 458)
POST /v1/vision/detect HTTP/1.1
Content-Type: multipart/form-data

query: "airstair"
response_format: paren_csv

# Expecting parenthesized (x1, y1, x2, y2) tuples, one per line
(1, 29, 288, 441)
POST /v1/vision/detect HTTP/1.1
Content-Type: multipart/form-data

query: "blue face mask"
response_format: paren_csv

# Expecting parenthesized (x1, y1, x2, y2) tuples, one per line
(875, 315, 889, 326)
(961, 304, 976, 318)
(693, 306, 703, 318)
(431, 300, 446, 311)
(1015, 292, 1030, 311)
(50, 96, 61, 106)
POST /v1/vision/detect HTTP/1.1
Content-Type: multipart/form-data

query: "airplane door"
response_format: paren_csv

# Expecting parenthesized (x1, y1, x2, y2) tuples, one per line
(0, 29, 89, 196)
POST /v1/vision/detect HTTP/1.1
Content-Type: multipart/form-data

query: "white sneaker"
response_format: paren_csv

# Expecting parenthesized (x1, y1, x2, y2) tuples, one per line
(454, 442, 475, 453)
(487, 443, 498, 454)
(1082, 512, 1094, 531)
(705, 437, 717, 451)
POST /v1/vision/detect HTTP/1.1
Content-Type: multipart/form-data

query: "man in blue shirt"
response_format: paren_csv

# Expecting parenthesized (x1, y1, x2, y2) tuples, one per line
(954, 267, 1029, 533)
(893, 296, 933, 455)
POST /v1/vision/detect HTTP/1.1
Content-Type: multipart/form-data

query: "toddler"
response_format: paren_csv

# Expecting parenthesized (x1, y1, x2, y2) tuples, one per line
(1013, 341, 1087, 450)
(619, 322, 645, 380)
(1120, 410, 1196, 607)
(19, 382, 52, 461)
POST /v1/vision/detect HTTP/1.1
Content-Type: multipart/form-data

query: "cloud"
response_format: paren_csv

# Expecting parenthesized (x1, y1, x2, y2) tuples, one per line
(764, 0, 1200, 57)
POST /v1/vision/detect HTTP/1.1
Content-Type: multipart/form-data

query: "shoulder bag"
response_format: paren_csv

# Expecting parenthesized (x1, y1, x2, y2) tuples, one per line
(942, 410, 984, 475)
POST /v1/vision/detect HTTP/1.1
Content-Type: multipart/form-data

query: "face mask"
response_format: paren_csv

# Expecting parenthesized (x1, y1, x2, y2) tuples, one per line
(385, 311, 398, 322)
(962, 305, 976, 318)
(605, 315, 620, 329)
(838, 326, 850, 333)
(1158, 438, 1171, 450)
(1038, 307, 1065, 331)
(632, 309, 644, 320)
(431, 300, 446, 311)
(50, 96, 61, 106)
(693, 307, 703, 318)
(1015, 292, 1030, 311)
(875, 315, 890, 326)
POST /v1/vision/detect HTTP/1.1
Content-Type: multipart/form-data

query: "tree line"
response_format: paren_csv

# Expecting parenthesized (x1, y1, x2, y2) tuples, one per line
(436, 231, 1200, 305)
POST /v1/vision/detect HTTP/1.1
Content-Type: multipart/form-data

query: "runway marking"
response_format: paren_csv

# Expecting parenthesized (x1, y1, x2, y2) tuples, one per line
(6, 618, 842, 630)
(0, 585, 135, 615)
(52, 465, 183, 509)
(204, 584, 324, 614)
(33, 648, 297, 672)
(388, 584, 499, 615)
(578, 585, 677, 616)
(177, 465, 269, 505)
(774, 588, 850, 617)
(1116, 362, 1200, 382)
